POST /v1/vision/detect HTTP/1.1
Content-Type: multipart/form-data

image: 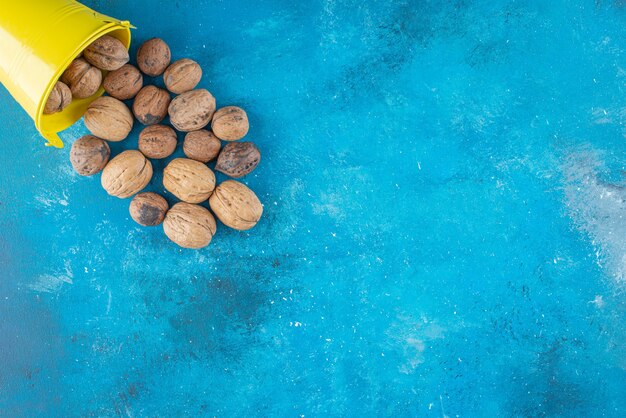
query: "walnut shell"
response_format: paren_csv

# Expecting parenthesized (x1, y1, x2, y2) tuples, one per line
(138, 124, 177, 159)
(129, 192, 169, 226)
(84, 35, 129, 71)
(215, 142, 260, 178)
(69, 135, 110, 176)
(163, 158, 216, 203)
(168, 89, 216, 132)
(101, 150, 153, 198)
(103, 64, 143, 100)
(137, 38, 171, 77)
(60, 58, 102, 99)
(84, 97, 134, 141)
(163, 59, 202, 94)
(209, 180, 263, 230)
(211, 106, 249, 141)
(44, 81, 72, 114)
(183, 130, 221, 163)
(163, 202, 216, 249)
(133, 85, 171, 125)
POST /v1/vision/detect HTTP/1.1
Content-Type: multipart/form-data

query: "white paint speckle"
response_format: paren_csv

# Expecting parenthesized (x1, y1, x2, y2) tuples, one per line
(589, 295, 605, 308)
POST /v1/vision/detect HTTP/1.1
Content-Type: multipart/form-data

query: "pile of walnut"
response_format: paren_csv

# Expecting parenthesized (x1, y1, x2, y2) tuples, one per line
(64, 36, 263, 249)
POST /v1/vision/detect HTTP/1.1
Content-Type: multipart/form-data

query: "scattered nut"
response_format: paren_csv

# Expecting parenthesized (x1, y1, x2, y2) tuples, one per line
(84, 96, 134, 141)
(163, 58, 202, 94)
(215, 142, 260, 178)
(60, 58, 102, 99)
(129, 192, 169, 226)
(69, 135, 110, 176)
(136, 38, 171, 76)
(101, 150, 153, 198)
(163, 202, 216, 249)
(84, 35, 129, 71)
(211, 106, 249, 141)
(103, 64, 143, 100)
(133, 85, 171, 125)
(163, 158, 216, 203)
(209, 180, 263, 230)
(168, 89, 216, 132)
(138, 124, 177, 159)
(183, 130, 221, 163)
(44, 81, 72, 114)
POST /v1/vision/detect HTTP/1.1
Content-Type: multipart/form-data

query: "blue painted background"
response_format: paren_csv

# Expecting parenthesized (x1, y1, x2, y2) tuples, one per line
(1, 0, 625, 416)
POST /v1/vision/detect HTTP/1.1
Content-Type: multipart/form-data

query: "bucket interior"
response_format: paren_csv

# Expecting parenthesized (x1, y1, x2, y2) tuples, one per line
(37, 24, 131, 143)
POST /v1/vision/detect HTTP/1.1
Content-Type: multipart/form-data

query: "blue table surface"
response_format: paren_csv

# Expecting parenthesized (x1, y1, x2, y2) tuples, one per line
(1, 0, 625, 416)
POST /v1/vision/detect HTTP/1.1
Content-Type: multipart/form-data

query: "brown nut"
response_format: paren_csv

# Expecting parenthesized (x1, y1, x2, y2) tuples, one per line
(129, 192, 169, 226)
(138, 124, 177, 159)
(103, 64, 143, 100)
(60, 58, 102, 99)
(133, 85, 171, 125)
(183, 130, 221, 163)
(209, 180, 263, 230)
(69, 135, 110, 176)
(163, 59, 202, 94)
(84, 35, 129, 71)
(163, 202, 216, 249)
(136, 38, 171, 77)
(215, 142, 260, 178)
(163, 158, 216, 203)
(84, 96, 134, 141)
(168, 89, 216, 132)
(211, 106, 249, 141)
(44, 81, 72, 115)
(101, 150, 153, 198)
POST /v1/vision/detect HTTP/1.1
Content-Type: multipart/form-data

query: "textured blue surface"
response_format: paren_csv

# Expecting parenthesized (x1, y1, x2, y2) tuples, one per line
(1, 0, 626, 416)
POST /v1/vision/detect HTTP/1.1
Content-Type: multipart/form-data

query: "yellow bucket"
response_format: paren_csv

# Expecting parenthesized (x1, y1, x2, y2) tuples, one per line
(0, 0, 132, 148)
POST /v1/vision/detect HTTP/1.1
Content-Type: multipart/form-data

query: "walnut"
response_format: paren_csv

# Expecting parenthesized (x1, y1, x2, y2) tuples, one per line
(215, 142, 260, 178)
(138, 124, 177, 159)
(101, 150, 153, 198)
(69, 135, 110, 176)
(133, 85, 171, 125)
(129, 192, 169, 226)
(43, 81, 72, 114)
(163, 158, 216, 203)
(103, 64, 143, 100)
(84, 35, 129, 71)
(211, 106, 249, 141)
(60, 58, 102, 99)
(183, 130, 221, 163)
(209, 180, 263, 230)
(163, 202, 217, 249)
(136, 38, 171, 77)
(163, 58, 202, 94)
(84, 96, 134, 141)
(168, 89, 216, 132)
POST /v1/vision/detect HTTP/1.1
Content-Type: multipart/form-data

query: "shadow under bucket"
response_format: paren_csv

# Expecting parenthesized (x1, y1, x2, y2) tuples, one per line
(0, 0, 132, 148)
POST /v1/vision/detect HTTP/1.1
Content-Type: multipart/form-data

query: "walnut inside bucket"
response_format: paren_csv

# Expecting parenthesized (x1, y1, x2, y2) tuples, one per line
(84, 35, 129, 71)
(43, 81, 72, 115)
